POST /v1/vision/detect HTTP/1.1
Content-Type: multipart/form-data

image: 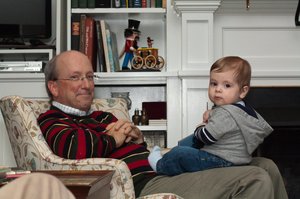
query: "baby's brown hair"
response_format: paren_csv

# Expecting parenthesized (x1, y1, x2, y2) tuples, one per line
(210, 56, 251, 88)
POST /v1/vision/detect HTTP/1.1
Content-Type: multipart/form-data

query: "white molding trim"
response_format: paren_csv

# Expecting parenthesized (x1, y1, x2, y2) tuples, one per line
(172, 0, 221, 15)
(216, 0, 298, 14)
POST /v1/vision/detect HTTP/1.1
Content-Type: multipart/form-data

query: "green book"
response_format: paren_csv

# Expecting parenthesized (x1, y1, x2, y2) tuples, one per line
(71, 0, 79, 8)
(155, 0, 162, 8)
(88, 0, 96, 8)
(79, 0, 88, 8)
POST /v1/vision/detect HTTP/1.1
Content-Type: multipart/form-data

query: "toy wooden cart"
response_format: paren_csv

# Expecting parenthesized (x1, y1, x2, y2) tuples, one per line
(131, 47, 165, 70)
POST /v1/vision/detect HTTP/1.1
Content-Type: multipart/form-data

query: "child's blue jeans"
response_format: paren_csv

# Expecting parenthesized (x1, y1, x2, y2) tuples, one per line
(156, 134, 233, 176)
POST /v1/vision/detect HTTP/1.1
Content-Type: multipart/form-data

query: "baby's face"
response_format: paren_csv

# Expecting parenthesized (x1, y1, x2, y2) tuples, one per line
(208, 70, 247, 106)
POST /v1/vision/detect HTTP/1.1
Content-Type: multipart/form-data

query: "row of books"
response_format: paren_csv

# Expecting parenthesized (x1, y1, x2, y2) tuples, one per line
(148, 119, 167, 126)
(143, 131, 166, 148)
(71, 0, 166, 8)
(71, 14, 120, 72)
(0, 166, 31, 184)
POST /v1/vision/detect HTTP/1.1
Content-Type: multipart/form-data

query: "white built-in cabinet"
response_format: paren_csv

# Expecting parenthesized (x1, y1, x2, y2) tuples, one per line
(65, 0, 183, 147)
(1, 0, 300, 167)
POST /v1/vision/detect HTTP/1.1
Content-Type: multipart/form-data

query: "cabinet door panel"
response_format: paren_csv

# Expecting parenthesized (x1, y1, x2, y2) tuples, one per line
(182, 78, 210, 138)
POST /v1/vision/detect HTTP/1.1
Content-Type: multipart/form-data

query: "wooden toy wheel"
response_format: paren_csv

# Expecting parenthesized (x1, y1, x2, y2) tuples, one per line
(145, 55, 156, 69)
(131, 56, 144, 69)
(156, 56, 165, 69)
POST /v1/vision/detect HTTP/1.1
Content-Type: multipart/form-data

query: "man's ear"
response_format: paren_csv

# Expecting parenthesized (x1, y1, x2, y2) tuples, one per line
(48, 81, 58, 97)
(240, 85, 250, 99)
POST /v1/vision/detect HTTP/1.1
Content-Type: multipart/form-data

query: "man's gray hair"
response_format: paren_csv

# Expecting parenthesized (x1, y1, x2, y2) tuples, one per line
(43, 55, 59, 100)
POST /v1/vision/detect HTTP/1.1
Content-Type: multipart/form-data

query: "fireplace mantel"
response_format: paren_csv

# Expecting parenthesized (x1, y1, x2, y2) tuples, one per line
(169, 0, 300, 148)
(172, 0, 298, 15)
(171, 0, 300, 74)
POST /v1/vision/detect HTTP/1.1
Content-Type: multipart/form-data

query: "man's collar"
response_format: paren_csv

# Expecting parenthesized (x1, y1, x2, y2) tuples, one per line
(52, 101, 93, 116)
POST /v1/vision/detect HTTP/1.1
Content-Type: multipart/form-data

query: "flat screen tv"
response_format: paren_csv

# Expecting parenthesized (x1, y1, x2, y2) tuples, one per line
(0, 0, 52, 45)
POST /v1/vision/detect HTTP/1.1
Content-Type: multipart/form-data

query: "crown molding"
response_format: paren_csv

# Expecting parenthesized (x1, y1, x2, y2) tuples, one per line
(216, 0, 298, 14)
(172, 0, 299, 15)
(172, 0, 221, 15)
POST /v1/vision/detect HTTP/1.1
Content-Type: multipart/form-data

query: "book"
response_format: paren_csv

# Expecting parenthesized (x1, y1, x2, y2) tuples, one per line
(114, 0, 121, 8)
(0, 168, 31, 185)
(128, 0, 134, 7)
(95, 0, 111, 8)
(148, 119, 167, 126)
(120, 0, 128, 8)
(162, 0, 166, 8)
(79, 14, 87, 53)
(105, 29, 115, 72)
(71, 0, 79, 8)
(141, 0, 147, 8)
(109, 31, 120, 72)
(146, 0, 150, 8)
(79, 0, 88, 7)
(133, 0, 141, 7)
(71, 14, 81, 51)
(100, 20, 111, 72)
(95, 20, 106, 72)
(142, 101, 167, 119)
(150, 0, 155, 7)
(87, 0, 96, 8)
(84, 17, 97, 72)
(155, 0, 162, 7)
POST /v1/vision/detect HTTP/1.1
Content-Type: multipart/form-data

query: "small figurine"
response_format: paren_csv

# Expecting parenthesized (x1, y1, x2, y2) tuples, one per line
(119, 19, 141, 70)
(147, 37, 153, 48)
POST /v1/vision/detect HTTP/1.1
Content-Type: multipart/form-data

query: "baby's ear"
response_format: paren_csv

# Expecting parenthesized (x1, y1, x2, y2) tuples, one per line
(240, 85, 250, 99)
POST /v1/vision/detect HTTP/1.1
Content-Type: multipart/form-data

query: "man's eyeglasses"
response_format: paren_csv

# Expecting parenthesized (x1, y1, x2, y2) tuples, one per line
(55, 74, 99, 82)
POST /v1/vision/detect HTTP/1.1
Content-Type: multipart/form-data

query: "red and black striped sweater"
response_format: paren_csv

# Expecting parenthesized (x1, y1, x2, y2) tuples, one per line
(37, 106, 156, 196)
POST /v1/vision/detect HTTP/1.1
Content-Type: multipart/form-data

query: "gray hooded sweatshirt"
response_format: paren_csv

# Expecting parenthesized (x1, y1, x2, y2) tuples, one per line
(201, 104, 273, 165)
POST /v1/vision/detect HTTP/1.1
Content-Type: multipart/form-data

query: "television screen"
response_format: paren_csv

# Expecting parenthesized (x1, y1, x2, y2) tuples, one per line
(0, 0, 52, 43)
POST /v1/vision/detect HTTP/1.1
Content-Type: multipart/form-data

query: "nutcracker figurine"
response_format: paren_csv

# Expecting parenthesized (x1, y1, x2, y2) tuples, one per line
(119, 19, 141, 70)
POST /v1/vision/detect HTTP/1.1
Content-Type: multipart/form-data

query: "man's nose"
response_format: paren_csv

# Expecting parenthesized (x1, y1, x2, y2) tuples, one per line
(81, 78, 91, 87)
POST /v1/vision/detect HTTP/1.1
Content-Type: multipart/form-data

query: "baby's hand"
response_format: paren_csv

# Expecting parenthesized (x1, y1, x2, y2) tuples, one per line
(202, 109, 211, 124)
(196, 122, 206, 129)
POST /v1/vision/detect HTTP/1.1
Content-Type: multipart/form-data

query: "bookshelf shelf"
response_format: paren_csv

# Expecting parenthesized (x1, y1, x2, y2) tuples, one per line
(71, 8, 166, 14)
(0, 49, 54, 60)
(94, 71, 176, 85)
(138, 125, 167, 131)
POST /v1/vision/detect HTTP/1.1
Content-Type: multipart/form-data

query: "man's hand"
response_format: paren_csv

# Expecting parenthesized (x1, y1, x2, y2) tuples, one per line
(114, 120, 144, 144)
(106, 121, 127, 148)
(106, 120, 144, 147)
(124, 125, 144, 144)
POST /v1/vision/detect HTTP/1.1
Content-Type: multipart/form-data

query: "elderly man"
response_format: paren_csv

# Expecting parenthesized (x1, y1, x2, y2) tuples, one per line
(38, 50, 288, 199)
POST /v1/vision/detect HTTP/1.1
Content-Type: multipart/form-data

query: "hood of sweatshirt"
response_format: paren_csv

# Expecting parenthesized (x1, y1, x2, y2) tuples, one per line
(221, 104, 273, 154)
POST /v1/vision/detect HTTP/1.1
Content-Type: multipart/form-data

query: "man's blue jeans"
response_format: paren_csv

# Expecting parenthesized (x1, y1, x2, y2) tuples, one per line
(156, 135, 233, 176)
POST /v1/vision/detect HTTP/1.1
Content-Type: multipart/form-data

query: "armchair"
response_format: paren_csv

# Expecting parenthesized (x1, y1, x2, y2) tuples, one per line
(0, 95, 181, 199)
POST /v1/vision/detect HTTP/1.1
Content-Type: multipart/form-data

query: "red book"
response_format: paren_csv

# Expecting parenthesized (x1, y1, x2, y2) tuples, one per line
(142, 102, 167, 119)
(141, 0, 147, 7)
(79, 14, 87, 53)
(84, 17, 97, 71)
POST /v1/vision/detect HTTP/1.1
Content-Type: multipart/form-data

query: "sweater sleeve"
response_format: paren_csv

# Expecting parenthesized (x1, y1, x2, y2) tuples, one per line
(37, 109, 118, 159)
(203, 107, 239, 141)
(194, 107, 239, 145)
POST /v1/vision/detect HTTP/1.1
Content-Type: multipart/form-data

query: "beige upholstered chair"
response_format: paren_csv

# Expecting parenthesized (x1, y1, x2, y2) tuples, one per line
(0, 95, 182, 199)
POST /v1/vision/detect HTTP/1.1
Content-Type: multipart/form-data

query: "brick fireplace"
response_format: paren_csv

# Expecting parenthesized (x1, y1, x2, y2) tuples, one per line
(245, 87, 300, 198)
